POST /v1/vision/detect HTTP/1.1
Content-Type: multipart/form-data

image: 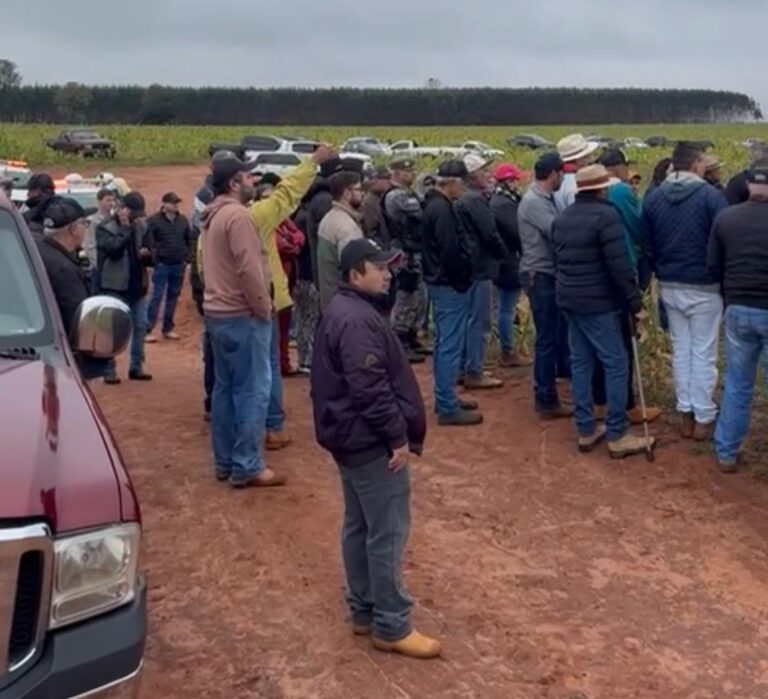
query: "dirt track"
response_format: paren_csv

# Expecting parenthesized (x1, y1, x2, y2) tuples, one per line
(88, 166, 768, 699)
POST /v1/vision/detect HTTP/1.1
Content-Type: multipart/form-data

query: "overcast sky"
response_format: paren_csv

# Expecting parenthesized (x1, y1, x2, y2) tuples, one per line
(5, 0, 764, 111)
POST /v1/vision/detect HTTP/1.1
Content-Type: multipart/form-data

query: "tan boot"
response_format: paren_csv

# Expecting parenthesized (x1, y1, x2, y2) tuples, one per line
(265, 431, 292, 451)
(627, 405, 662, 424)
(679, 412, 695, 439)
(608, 433, 656, 459)
(578, 424, 607, 453)
(538, 404, 574, 420)
(372, 631, 442, 659)
(464, 373, 504, 390)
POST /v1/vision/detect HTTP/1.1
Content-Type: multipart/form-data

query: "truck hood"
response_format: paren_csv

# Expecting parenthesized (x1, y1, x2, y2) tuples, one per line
(0, 352, 123, 534)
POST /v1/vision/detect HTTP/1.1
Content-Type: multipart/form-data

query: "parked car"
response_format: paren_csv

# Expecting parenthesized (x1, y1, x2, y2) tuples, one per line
(621, 137, 649, 149)
(461, 141, 505, 158)
(0, 195, 146, 697)
(389, 140, 466, 158)
(506, 133, 554, 150)
(645, 135, 670, 148)
(46, 129, 116, 159)
(340, 137, 392, 158)
(741, 138, 768, 150)
(208, 136, 319, 162)
(250, 152, 305, 177)
(586, 134, 619, 148)
(0, 159, 32, 206)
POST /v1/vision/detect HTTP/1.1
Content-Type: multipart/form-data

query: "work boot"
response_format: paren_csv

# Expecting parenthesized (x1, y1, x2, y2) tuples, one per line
(437, 410, 484, 426)
(398, 334, 425, 364)
(230, 468, 287, 489)
(128, 368, 153, 381)
(499, 352, 532, 368)
(679, 412, 695, 439)
(578, 424, 607, 453)
(608, 433, 656, 459)
(409, 330, 433, 356)
(464, 373, 504, 390)
(458, 398, 479, 411)
(372, 631, 442, 659)
(265, 431, 292, 451)
(163, 331, 181, 341)
(104, 373, 121, 386)
(538, 404, 574, 420)
(144, 334, 158, 344)
(627, 405, 662, 424)
(693, 421, 714, 442)
(717, 459, 739, 474)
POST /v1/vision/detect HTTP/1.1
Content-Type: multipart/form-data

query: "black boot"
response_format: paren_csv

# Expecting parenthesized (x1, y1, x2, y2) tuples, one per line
(409, 329, 433, 356)
(398, 334, 425, 364)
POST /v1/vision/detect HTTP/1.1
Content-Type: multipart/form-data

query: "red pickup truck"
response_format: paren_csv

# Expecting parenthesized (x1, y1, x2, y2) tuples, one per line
(0, 196, 145, 697)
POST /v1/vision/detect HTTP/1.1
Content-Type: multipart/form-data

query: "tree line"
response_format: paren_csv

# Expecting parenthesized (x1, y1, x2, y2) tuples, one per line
(0, 84, 761, 125)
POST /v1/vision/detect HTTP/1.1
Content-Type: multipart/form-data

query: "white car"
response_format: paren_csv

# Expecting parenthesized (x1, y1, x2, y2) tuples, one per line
(340, 137, 392, 158)
(461, 141, 505, 158)
(622, 137, 650, 150)
(250, 153, 305, 177)
(389, 140, 466, 158)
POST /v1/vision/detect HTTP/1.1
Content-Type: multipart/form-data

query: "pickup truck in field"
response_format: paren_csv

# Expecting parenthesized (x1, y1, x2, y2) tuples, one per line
(389, 140, 467, 158)
(0, 194, 146, 698)
(46, 130, 116, 159)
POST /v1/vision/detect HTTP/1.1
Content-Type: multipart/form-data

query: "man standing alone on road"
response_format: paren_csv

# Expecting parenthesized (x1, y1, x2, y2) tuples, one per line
(146, 192, 192, 342)
(200, 156, 286, 489)
(709, 161, 768, 472)
(311, 238, 440, 660)
(518, 153, 573, 419)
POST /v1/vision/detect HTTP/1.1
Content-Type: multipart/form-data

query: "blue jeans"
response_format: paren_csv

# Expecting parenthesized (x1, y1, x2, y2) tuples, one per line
(567, 310, 629, 441)
(267, 316, 285, 433)
(339, 455, 412, 642)
(429, 285, 471, 417)
(463, 279, 493, 378)
(147, 262, 185, 334)
(203, 328, 215, 414)
(206, 315, 272, 482)
(715, 305, 768, 462)
(497, 287, 521, 355)
(105, 295, 148, 376)
(523, 273, 561, 411)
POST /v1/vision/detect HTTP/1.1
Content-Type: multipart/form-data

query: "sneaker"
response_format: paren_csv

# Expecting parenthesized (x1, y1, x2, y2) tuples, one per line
(230, 468, 287, 489)
(104, 374, 121, 386)
(627, 406, 662, 424)
(578, 424, 608, 453)
(163, 331, 181, 341)
(458, 398, 479, 411)
(538, 404, 574, 420)
(608, 433, 656, 459)
(128, 369, 153, 381)
(265, 431, 292, 451)
(679, 412, 695, 439)
(499, 352, 533, 368)
(144, 335, 158, 344)
(693, 421, 714, 442)
(372, 631, 442, 659)
(437, 410, 484, 426)
(464, 373, 504, 390)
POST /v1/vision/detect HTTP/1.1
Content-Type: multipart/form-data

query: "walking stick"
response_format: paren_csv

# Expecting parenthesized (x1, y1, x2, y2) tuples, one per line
(629, 315, 655, 462)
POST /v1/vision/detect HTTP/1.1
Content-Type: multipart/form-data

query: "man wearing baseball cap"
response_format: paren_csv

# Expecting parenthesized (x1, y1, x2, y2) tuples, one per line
(552, 165, 654, 458)
(709, 160, 768, 472)
(491, 163, 531, 368)
(145, 192, 192, 343)
(22, 172, 56, 235)
(311, 237, 440, 660)
(96, 190, 154, 384)
(554, 134, 600, 212)
(455, 153, 508, 389)
(361, 166, 392, 249)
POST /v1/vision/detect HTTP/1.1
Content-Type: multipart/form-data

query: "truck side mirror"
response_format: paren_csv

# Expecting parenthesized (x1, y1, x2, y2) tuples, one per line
(69, 296, 132, 358)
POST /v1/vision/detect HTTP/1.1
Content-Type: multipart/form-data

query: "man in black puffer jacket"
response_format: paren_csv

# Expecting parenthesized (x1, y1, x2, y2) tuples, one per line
(552, 165, 652, 460)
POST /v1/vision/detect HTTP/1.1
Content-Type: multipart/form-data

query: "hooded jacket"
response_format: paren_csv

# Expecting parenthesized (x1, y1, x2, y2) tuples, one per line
(295, 177, 333, 285)
(23, 194, 56, 236)
(311, 283, 427, 467)
(200, 195, 271, 321)
(642, 172, 728, 286)
(317, 202, 364, 309)
(490, 185, 523, 290)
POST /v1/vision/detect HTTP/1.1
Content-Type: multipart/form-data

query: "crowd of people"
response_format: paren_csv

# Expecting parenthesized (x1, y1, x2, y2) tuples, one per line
(16, 133, 768, 661)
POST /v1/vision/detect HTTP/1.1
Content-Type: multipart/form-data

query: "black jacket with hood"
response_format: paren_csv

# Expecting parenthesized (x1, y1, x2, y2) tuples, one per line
(295, 177, 332, 284)
(490, 186, 523, 290)
(421, 189, 473, 293)
(455, 186, 508, 281)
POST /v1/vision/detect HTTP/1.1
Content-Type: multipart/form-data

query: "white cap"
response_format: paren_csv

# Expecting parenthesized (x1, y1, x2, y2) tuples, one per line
(464, 153, 489, 174)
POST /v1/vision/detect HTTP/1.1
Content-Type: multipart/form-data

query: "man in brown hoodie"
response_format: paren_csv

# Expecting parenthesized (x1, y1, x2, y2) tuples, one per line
(201, 157, 287, 488)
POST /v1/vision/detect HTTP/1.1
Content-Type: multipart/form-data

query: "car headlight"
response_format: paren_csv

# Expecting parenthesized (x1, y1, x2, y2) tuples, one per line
(50, 523, 140, 629)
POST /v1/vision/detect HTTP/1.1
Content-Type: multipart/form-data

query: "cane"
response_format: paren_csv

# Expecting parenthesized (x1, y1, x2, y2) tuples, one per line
(629, 315, 655, 462)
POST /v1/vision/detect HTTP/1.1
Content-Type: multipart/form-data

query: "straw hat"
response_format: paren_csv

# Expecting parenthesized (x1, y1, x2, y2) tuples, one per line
(557, 133, 600, 163)
(575, 164, 620, 192)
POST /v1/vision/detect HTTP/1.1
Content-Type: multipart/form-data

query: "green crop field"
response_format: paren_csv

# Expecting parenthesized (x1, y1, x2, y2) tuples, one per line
(2, 123, 767, 183)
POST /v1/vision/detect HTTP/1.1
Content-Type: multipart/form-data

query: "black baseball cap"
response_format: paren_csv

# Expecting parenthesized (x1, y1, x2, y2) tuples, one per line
(534, 153, 564, 180)
(747, 159, 768, 184)
(42, 196, 96, 228)
(28, 173, 55, 192)
(161, 191, 182, 204)
(437, 160, 468, 179)
(339, 238, 403, 273)
(599, 148, 633, 168)
(122, 192, 146, 217)
(211, 157, 252, 190)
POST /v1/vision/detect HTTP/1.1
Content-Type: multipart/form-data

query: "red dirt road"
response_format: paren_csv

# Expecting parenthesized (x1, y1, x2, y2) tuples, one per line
(87, 167, 768, 699)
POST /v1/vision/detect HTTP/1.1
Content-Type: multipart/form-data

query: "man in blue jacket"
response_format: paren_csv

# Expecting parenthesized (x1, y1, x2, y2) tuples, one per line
(311, 238, 441, 660)
(642, 142, 728, 440)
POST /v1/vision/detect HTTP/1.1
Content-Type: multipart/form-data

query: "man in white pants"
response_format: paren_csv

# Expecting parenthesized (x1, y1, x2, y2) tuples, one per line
(642, 142, 728, 440)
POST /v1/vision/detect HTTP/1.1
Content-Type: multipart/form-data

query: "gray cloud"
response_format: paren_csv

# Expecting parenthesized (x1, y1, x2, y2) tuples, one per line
(4, 0, 765, 110)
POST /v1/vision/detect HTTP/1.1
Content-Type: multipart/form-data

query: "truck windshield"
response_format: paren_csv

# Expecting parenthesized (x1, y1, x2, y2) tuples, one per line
(0, 210, 51, 347)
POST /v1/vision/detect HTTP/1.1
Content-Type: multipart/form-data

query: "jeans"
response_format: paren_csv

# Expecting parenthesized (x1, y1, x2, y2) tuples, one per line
(203, 328, 215, 414)
(206, 315, 272, 482)
(497, 287, 521, 356)
(715, 305, 768, 462)
(267, 316, 285, 433)
(147, 262, 185, 334)
(339, 455, 412, 642)
(104, 294, 147, 376)
(593, 313, 636, 411)
(429, 285, 471, 417)
(557, 311, 572, 379)
(660, 284, 723, 424)
(523, 273, 561, 411)
(463, 279, 493, 378)
(567, 311, 629, 441)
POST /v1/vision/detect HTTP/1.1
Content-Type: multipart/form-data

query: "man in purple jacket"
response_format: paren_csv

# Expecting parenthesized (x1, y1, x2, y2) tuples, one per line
(311, 238, 441, 660)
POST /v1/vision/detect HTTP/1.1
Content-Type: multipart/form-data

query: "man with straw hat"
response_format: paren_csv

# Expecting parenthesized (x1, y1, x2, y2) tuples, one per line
(554, 133, 600, 212)
(552, 164, 655, 459)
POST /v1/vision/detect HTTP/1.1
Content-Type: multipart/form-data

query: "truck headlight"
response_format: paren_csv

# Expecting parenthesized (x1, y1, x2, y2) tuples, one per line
(50, 523, 140, 629)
